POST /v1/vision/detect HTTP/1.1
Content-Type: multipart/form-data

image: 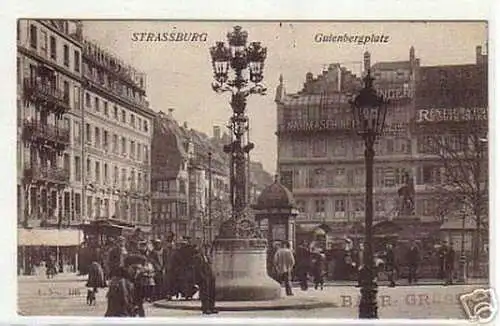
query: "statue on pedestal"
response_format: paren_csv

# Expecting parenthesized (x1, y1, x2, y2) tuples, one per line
(397, 171, 415, 216)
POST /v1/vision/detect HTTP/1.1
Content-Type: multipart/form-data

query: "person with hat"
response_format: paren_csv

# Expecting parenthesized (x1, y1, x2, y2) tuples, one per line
(149, 239, 167, 300)
(194, 244, 218, 315)
(107, 236, 128, 279)
(104, 254, 145, 317)
(134, 240, 155, 305)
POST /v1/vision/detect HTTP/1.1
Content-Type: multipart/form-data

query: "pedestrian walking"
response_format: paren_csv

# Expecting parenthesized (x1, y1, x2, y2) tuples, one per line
(104, 255, 144, 317)
(444, 243, 456, 286)
(163, 233, 176, 300)
(384, 243, 397, 287)
(295, 241, 310, 291)
(135, 240, 155, 306)
(86, 250, 106, 306)
(311, 249, 326, 290)
(437, 243, 446, 279)
(194, 245, 218, 315)
(149, 239, 167, 301)
(107, 236, 128, 278)
(273, 241, 295, 296)
(406, 241, 420, 285)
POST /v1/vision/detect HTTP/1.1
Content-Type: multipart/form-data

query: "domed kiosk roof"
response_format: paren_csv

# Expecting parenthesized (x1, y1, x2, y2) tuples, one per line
(255, 175, 295, 209)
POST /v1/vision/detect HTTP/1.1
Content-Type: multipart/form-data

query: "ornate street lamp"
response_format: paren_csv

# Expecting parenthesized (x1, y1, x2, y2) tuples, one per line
(209, 25, 266, 228)
(209, 26, 281, 301)
(350, 69, 388, 319)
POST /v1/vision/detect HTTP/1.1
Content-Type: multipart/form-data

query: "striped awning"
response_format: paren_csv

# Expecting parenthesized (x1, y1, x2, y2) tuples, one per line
(18, 228, 83, 247)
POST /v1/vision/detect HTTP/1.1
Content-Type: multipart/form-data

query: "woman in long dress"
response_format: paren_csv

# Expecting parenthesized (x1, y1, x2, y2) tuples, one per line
(86, 248, 107, 304)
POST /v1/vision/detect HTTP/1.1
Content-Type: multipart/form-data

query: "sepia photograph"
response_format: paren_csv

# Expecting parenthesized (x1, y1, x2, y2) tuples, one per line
(15, 19, 491, 321)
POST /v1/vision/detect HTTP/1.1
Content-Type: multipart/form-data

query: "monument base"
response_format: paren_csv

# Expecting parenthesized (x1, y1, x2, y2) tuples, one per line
(212, 238, 281, 301)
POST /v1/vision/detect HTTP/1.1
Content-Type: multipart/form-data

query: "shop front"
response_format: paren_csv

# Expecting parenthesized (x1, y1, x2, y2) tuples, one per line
(17, 228, 83, 276)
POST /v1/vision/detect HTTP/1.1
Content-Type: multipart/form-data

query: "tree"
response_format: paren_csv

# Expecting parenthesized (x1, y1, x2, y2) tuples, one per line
(419, 108, 488, 271)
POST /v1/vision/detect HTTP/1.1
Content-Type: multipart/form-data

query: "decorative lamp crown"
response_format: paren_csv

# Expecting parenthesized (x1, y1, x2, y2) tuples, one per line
(227, 26, 248, 47)
(350, 69, 388, 136)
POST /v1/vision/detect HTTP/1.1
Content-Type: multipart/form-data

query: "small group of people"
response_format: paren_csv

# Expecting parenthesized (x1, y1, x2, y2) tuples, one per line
(294, 241, 328, 291)
(85, 232, 218, 317)
(271, 240, 328, 296)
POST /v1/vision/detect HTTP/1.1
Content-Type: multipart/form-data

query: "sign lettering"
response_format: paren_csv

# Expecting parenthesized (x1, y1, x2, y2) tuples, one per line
(416, 108, 487, 123)
(280, 119, 408, 135)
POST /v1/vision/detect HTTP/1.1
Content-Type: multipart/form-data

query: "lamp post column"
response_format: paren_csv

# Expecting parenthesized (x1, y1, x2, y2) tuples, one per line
(359, 135, 378, 318)
(208, 152, 213, 243)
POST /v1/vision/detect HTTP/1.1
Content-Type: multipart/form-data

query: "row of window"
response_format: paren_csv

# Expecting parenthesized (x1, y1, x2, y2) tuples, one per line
(25, 187, 82, 221)
(83, 62, 146, 107)
(84, 92, 149, 133)
(28, 23, 80, 73)
(281, 161, 485, 191)
(151, 202, 189, 219)
(282, 137, 412, 158)
(86, 195, 149, 224)
(22, 184, 150, 223)
(84, 123, 149, 163)
(295, 197, 439, 217)
(281, 166, 410, 189)
(83, 157, 149, 192)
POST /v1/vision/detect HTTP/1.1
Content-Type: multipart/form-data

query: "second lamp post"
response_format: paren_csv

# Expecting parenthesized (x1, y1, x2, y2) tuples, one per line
(350, 69, 388, 319)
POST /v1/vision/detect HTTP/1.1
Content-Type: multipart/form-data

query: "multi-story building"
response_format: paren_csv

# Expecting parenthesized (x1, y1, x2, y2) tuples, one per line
(151, 110, 271, 241)
(151, 110, 230, 240)
(276, 46, 488, 252)
(17, 20, 154, 275)
(413, 45, 488, 254)
(81, 39, 154, 233)
(17, 19, 84, 275)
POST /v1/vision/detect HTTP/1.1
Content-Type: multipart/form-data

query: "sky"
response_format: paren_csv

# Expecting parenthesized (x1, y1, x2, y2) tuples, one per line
(82, 21, 487, 173)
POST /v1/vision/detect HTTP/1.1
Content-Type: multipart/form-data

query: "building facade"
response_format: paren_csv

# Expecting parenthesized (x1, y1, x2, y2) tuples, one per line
(81, 39, 154, 232)
(151, 110, 272, 242)
(276, 46, 488, 252)
(17, 19, 84, 274)
(17, 20, 154, 275)
(151, 110, 230, 240)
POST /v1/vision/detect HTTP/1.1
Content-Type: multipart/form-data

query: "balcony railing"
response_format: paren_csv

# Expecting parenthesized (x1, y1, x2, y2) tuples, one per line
(23, 78, 71, 114)
(24, 165, 70, 184)
(23, 120, 70, 147)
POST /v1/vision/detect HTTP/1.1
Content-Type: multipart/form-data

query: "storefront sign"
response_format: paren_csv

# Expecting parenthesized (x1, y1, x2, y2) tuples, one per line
(279, 119, 408, 135)
(416, 107, 487, 123)
(377, 85, 413, 100)
(279, 119, 354, 132)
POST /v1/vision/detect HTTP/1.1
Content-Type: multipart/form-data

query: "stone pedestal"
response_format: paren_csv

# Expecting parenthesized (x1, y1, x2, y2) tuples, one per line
(212, 238, 282, 301)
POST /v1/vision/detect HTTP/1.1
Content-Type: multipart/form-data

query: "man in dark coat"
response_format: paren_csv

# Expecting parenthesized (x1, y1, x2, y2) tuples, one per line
(295, 241, 310, 290)
(384, 243, 397, 287)
(107, 236, 128, 278)
(194, 245, 218, 315)
(163, 234, 176, 300)
(444, 243, 455, 286)
(406, 241, 420, 285)
(104, 255, 144, 317)
(437, 243, 447, 279)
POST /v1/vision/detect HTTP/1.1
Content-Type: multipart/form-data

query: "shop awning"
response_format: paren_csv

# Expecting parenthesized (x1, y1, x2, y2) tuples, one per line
(18, 228, 83, 247)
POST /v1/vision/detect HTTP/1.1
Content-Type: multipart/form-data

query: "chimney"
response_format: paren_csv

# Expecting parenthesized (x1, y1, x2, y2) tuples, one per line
(213, 126, 221, 140)
(168, 108, 174, 118)
(363, 51, 371, 74)
(183, 121, 188, 129)
(476, 46, 482, 64)
(75, 21, 83, 40)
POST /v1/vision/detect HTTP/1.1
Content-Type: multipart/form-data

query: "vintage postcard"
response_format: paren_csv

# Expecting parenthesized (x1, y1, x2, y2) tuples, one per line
(15, 19, 491, 321)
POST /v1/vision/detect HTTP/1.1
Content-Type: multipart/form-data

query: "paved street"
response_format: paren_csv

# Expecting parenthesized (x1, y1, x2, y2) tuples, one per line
(17, 276, 488, 319)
